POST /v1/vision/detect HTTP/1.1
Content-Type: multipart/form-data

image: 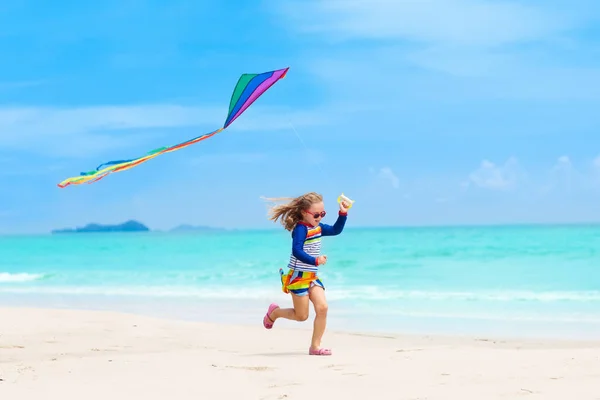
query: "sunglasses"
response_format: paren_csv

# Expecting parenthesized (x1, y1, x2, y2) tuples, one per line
(305, 210, 326, 219)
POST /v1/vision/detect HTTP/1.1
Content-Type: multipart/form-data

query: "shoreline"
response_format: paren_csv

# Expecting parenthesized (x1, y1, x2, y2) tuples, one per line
(1, 306, 600, 399)
(2, 293, 600, 342)
(2, 304, 600, 346)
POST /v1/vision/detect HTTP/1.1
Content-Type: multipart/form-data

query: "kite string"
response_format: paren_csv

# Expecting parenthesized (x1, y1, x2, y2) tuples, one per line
(287, 120, 331, 181)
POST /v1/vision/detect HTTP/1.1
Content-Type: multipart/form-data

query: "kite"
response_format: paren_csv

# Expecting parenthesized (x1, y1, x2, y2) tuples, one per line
(57, 67, 290, 188)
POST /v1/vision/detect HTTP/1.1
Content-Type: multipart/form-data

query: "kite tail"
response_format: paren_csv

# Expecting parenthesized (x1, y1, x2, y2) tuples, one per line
(57, 67, 289, 188)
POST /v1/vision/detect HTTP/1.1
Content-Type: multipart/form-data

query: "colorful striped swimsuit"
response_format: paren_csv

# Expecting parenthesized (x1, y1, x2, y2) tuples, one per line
(280, 211, 347, 296)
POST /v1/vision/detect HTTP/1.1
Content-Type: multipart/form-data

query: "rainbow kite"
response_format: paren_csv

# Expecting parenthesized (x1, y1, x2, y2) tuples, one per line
(57, 67, 290, 188)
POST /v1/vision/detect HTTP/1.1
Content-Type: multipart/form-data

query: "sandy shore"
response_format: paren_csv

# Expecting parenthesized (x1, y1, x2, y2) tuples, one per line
(1, 307, 599, 399)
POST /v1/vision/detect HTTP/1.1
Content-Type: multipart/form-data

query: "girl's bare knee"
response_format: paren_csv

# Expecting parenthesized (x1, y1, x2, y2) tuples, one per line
(315, 303, 328, 316)
(295, 311, 309, 321)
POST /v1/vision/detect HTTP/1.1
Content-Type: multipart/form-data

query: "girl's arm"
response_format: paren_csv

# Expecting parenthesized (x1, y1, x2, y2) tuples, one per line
(291, 224, 321, 265)
(319, 211, 347, 236)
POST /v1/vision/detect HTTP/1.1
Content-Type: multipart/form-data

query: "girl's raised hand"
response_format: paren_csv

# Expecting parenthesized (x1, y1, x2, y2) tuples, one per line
(339, 201, 350, 213)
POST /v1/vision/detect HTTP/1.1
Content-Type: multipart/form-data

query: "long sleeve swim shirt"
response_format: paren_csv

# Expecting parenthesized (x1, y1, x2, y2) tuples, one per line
(287, 211, 347, 272)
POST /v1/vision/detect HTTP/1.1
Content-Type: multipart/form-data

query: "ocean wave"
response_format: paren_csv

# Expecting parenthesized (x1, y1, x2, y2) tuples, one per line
(0, 285, 599, 303)
(1, 286, 600, 326)
(0, 272, 46, 283)
(0, 286, 275, 298)
(331, 287, 600, 302)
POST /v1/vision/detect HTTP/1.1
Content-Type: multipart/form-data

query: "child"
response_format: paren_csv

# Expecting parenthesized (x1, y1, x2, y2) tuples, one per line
(261, 192, 349, 356)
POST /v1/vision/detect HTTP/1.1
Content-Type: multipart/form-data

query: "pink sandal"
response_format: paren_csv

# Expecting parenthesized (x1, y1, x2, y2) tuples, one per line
(309, 347, 332, 356)
(263, 303, 279, 329)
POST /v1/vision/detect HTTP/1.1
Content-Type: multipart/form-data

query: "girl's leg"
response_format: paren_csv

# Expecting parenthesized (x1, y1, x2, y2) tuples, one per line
(308, 286, 330, 354)
(264, 293, 310, 327)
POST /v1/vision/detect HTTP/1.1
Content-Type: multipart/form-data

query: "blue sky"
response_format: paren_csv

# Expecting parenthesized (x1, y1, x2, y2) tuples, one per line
(1, 0, 600, 234)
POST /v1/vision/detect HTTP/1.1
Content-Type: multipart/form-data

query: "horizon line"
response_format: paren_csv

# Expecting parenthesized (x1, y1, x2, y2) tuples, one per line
(2, 220, 600, 237)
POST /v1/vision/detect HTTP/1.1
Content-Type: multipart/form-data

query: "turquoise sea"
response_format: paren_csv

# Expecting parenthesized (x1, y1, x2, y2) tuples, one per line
(1, 225, 600, 339)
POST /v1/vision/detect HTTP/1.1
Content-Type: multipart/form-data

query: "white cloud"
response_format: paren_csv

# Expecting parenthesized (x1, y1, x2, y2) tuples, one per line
(275, 0, 600, 103)
(550, 155, 574, 182)
(593, 155, 600, 170)
(462, 154, 600, 199)
(554, 155, 572, 169)
(0, 162, 65, 176)
(0, 80, 46, 90)
(592, 155, 600, 186)
(187, 152, 268, 165)
(538, 155, 600, 195)
(275, 0, 571, 47)
(371, 166, 400, 189)
(467, 157, 520, 190)
(0, 104, 329, 158)
(405, 46, 518, 78)
(550, 155, 573, 190)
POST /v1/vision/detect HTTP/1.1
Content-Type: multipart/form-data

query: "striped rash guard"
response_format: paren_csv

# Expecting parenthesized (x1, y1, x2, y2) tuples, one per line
(287, 211, 348, 272)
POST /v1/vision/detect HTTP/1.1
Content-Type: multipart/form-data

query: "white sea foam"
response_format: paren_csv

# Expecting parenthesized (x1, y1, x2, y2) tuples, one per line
(0, 284, 599, 303)
(0, 272, 45, 283)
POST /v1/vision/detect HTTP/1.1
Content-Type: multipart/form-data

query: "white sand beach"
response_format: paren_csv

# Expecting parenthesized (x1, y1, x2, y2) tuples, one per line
(1, 307, 599, 400)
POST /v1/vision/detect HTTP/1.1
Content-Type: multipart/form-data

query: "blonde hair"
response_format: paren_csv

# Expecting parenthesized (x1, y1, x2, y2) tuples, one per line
(262, 192, 323, 231)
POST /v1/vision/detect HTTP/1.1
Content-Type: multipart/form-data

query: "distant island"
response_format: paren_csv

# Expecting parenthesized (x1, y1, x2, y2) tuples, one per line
(51, 220, 150, 234)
